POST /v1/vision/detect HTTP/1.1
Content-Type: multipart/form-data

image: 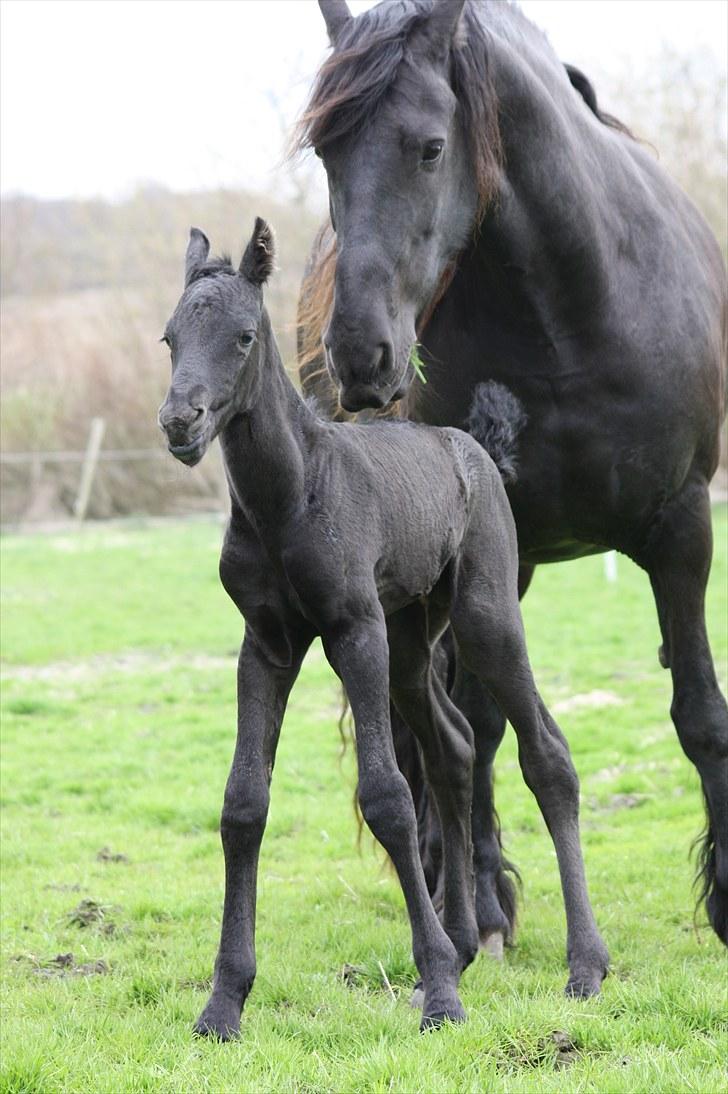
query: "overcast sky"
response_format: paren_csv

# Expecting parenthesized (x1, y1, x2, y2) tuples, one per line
(1, 0, 726, 201)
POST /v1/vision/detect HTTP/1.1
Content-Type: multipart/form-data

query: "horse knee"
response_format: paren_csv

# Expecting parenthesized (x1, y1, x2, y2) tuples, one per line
(671, 685, 728, 764)
(221, 782, 270, 847)
(358, 769, 415, 847)
(520, 732, 580, 809)
(456, 613, 526, 683)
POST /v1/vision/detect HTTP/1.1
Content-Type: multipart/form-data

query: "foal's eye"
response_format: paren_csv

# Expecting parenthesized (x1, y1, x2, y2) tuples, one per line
(421, 140, 444, 165)
(238, 332, 255, 351)
(159, 334, 170, 348)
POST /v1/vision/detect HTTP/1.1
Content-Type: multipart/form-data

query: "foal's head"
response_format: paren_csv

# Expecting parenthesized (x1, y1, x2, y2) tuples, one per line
(159, 218, 275, 466)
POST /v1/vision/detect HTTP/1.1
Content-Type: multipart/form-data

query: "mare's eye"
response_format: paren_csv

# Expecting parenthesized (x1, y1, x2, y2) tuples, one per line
(238, 332, 255, 350)
(422, 140, 444, 165)
(314, 146, 323, 159)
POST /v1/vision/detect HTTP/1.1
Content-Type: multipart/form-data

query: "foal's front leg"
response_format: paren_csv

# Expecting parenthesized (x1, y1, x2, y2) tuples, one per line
(195, 629, 310, 1040)
(325, 609, 465, 1030)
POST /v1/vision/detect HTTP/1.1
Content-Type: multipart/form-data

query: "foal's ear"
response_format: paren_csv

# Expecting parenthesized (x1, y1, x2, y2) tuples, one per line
(318, 0, 352, 46)
(240, 217, 276, 286)
(185, 227, 210, 286)
(412, 0, 466, 63)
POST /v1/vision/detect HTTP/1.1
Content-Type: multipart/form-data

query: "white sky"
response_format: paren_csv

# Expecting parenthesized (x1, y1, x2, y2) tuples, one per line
(1, 0, 726, 201)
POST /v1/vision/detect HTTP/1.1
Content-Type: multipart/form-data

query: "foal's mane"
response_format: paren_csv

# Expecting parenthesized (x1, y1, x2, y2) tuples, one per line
(187, 255, 236, 287)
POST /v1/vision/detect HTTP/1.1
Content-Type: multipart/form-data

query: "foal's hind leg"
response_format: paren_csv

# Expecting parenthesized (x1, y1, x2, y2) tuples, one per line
(388, 603, 479, 976)
(437, 566, 534, 958)
(638, 476, 728, 944)
(324, 607, 465, 1029)
(452, 600, 609, 996)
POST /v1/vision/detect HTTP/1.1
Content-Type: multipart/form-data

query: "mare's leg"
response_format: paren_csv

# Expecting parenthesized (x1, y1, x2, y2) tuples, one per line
(453, 561, 534, 958)
(452, 595, 609, 996)
(324, 607, 465, 1029)
(388, 603, 479, 975)
(391, 705, 443, 896)
(195, 628, 312, 1040)
(451, 667, 513, 957)
(637, 476, 728, 943)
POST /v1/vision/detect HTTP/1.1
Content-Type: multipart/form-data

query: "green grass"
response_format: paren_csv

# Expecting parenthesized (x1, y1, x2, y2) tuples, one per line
(1, 511, 727, 1093)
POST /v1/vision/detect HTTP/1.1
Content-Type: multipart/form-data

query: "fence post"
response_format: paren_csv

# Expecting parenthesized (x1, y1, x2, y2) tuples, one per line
(73, 417, 106, 522)
(604, 550, 618, 583)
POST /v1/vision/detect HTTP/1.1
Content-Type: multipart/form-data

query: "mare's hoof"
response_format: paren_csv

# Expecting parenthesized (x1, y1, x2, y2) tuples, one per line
(193, 1002, 240, 1041)
(706, 880, 728, 946)
(409, 980, 425, 1009)
(479, 930, 505, 960)
(420, 1001, 467, 1032)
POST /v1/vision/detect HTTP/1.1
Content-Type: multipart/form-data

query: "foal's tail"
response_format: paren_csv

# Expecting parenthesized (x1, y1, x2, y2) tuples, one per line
(467, 381, 528, 485)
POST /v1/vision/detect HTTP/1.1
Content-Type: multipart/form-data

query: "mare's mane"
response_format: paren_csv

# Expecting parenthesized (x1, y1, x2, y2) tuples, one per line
(293, 0, 502, 220)
(294, 0, 632, 397)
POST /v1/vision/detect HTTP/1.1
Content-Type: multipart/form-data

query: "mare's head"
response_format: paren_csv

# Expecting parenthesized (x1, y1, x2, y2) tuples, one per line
(295, 0, 500, 412)
(158, 218, 275, 466)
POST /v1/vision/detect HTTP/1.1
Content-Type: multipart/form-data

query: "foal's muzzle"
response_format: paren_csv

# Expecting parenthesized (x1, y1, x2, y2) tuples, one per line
(158, 391, 210, 464)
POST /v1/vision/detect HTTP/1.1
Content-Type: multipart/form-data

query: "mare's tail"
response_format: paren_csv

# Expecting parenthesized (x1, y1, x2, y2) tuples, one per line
(467, 381, 528, 485)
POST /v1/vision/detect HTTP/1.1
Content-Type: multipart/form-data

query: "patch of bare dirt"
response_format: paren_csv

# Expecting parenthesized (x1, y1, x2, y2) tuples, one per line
(503, 1030, 580, 1071)
(11, 952, 109, 977)
(588, 793, 651, 813)
(96, 847, 129, 864)
(66, 898, 119, 935)
(552, 690, 624, 715)
(1, 652, 236, 684)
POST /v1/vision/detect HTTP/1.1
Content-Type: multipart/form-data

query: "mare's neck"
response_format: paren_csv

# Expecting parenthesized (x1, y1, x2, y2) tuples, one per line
(220, 310, 318, 530)
(478, 14, 618, 318)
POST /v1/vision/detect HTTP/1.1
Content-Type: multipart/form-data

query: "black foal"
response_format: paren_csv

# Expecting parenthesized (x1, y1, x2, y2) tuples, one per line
(159, 219, 608, 1039)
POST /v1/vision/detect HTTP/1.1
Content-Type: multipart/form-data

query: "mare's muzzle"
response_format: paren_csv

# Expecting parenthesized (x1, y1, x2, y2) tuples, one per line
(325, 319, 403, 413)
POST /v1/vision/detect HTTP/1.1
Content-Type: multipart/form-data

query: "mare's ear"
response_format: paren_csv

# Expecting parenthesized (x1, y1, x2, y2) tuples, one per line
(411, 0, 465, 64)
(318, 0, 352, 46)
(240, 217, 276, 286)
(185, 227, 210, 286)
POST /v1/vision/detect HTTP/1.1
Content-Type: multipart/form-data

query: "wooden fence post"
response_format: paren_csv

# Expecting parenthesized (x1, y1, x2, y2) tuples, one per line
(604, 550, 618, 583)
(73, 417, 106, 522)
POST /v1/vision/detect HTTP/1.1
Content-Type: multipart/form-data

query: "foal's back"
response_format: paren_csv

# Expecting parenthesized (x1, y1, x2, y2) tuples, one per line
(310, 418, 510, 615)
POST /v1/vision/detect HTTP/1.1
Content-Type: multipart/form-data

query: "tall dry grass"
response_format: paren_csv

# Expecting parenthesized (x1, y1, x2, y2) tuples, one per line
(0, 187, 321, 521)
(1, 45, 725, 520)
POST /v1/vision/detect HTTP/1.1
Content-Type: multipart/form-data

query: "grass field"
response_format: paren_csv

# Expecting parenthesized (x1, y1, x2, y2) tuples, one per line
(1, 511, 727, 1093)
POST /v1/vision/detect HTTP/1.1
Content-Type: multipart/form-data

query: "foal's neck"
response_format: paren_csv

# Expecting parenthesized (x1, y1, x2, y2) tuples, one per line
(220, 309, 318, 531)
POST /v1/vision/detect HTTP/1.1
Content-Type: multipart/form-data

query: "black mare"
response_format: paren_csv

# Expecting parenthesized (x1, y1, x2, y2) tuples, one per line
(158, 219, 608, 1038)
(296, 0, 728, 946)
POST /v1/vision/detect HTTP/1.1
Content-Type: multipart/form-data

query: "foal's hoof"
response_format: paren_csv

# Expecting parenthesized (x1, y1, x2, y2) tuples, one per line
(564, 973, 604, 999)
(193, 1001, 240, 1041)
(420, 1001, 467, 1032)
(409, 980, 425, 1010)
(479, 930, 505, 960)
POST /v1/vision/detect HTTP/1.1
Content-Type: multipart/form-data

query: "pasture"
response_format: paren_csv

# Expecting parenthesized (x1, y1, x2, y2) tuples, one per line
(1, 511, 727, 1093)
